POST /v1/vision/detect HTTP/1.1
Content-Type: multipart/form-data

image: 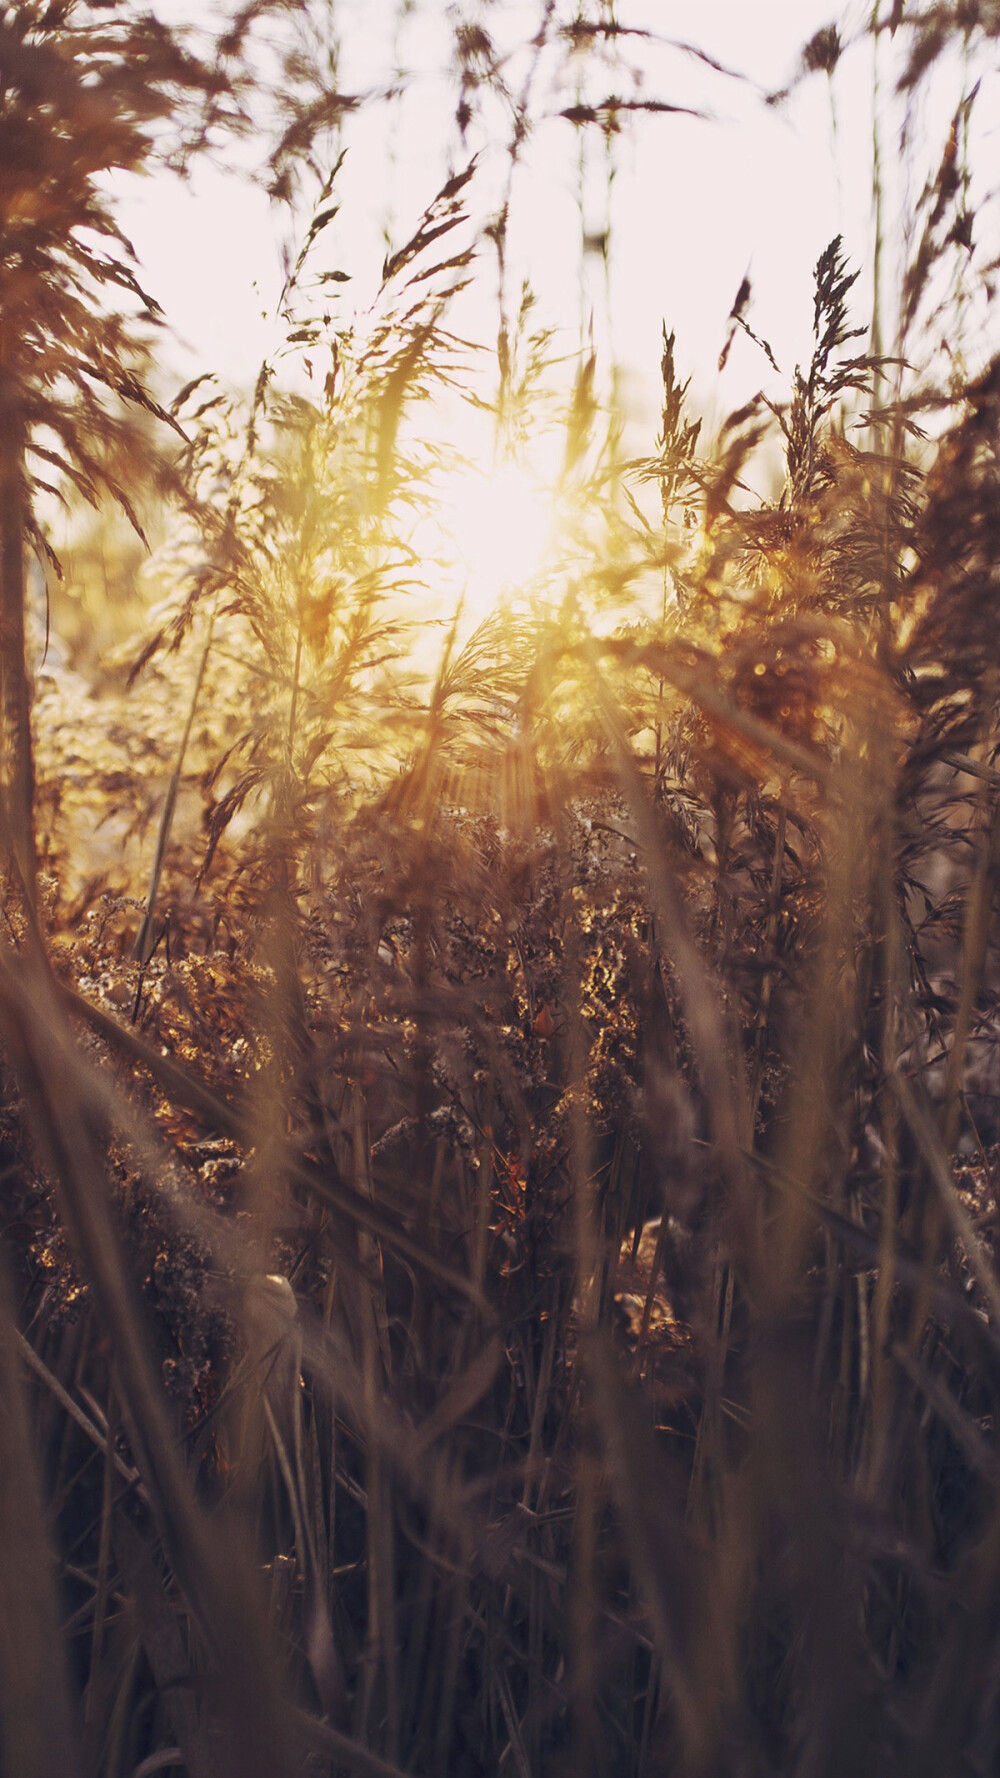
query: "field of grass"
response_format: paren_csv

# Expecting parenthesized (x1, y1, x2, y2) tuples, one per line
(4, 5, 1000, 1776)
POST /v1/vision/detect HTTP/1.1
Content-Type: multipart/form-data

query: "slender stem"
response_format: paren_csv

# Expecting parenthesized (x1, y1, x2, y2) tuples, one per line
(0, 379, 36, 904)
(133, 594, 219, 965)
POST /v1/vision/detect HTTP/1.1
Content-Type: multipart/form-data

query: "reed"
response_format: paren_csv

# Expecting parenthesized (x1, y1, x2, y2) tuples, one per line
(4, 5, 1000, 1775)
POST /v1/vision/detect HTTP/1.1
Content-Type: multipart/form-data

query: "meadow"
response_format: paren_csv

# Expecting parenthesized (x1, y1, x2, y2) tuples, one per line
(3, 5, 1000, 1775)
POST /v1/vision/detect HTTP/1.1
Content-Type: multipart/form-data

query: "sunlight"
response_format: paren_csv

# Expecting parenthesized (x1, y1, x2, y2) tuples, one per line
(432, 458, 555, 620)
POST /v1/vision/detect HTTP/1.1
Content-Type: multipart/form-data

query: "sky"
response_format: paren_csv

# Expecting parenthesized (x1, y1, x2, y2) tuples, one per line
(112, 1, 999, 443)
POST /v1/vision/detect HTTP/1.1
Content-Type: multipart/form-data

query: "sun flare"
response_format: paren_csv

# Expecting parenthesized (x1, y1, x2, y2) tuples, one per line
(449, 463, 552, 610)
(415, 456, 556, 623)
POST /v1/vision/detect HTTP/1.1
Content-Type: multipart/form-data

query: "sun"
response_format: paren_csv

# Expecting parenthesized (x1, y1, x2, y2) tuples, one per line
(411, 452, 556, 624)
(447, 461, 553, 613)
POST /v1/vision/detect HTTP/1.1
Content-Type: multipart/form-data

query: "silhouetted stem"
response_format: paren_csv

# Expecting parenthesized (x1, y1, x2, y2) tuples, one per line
(0, 379, 36, 901)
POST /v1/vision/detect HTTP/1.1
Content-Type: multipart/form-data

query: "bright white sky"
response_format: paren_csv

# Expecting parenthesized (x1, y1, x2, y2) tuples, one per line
(114, 1, 999, 442)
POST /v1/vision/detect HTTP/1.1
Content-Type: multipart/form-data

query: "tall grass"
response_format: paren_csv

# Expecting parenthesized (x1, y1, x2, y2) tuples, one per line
(5, 4, 1000, 1775)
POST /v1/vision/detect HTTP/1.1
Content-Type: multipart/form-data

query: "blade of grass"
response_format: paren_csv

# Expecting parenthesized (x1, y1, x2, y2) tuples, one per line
(0, 944, 291, 1778)
(0, 1250, 81, 1778)
(891, 1065, 1000, 1329)
(58, 976, 489, 1310)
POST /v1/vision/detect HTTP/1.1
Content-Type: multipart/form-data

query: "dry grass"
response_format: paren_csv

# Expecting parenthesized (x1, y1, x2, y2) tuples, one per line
(4, 5, 1000, 1776)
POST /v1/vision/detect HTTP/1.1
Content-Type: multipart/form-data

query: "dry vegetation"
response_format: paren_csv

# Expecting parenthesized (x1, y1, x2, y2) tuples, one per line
(4, 4, 1000, 1776)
